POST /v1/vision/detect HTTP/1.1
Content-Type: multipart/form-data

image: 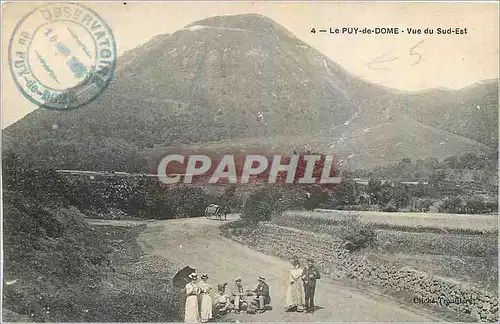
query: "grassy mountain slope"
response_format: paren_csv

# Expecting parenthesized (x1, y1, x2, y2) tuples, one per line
(3, 14, 497, 171)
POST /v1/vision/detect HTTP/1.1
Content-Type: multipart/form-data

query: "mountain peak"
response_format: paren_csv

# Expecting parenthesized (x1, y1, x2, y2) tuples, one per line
(184, 13, 295, 38)
(4, 13, 497, 171)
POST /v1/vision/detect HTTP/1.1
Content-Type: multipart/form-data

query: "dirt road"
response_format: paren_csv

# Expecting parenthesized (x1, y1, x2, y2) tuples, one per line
(91, 216, 440, 322)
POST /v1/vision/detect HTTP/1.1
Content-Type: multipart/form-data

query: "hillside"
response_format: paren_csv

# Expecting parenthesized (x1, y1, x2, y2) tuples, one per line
(3, 14, 497, 171)
(395, 80, 498, 148)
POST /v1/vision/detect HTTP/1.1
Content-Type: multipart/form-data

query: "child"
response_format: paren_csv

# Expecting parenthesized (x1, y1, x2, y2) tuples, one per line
(214, 283, 233, 317)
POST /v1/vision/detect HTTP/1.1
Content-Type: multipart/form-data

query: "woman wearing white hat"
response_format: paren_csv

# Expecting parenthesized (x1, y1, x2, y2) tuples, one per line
(184, 273, 201, 323)
(198, 274, 213, 322)
(286, 259, 305, 312)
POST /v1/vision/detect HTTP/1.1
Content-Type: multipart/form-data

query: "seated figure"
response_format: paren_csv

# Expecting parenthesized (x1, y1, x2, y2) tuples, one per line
(214, 283, 233, 317)
(230, 278, 248, 313)
(249, 276, 271, 313)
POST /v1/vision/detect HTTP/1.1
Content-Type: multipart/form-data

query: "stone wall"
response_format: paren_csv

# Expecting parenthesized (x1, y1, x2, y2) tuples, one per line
(221, 223, 498, 322)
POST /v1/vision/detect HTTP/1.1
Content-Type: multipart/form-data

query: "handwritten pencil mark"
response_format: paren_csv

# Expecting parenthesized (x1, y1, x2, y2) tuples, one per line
(367, 40, 426, 70)
(409, 40, 425, 65)
(367, 53, 399, 71)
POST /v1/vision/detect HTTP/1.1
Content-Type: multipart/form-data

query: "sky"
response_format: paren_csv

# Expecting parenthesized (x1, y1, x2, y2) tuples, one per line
(2, 1, 498, 129)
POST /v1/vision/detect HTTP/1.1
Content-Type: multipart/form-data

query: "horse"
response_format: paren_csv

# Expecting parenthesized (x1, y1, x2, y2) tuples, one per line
(205, 204, 222, 220)
(205, 204, 229, 220)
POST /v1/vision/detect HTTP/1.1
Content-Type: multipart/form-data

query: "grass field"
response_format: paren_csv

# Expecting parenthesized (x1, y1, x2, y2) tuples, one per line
(305, 209, 498, 232)
(272, 210, 498, 293)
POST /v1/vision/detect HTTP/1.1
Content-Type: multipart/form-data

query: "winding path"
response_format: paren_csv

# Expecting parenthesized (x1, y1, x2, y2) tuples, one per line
(90, 216, 441, 322)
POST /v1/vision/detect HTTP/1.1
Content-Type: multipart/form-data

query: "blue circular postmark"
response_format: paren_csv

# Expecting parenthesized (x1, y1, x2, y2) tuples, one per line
(8, 3, 117, 111)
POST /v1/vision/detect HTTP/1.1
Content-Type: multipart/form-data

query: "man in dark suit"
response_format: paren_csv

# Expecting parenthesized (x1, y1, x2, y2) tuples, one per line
(302, 258, 321, 313)
(253, 276, 271, 313)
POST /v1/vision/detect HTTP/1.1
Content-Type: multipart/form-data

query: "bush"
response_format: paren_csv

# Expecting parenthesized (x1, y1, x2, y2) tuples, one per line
(411, 198, 433, 212)
(59, 175, 213, 220)
(436, 196, 496, 214)
(438, 197, 464, 213)
(338, 214, 376, 252)
(381, 204, 398, 212)
(2, 190, 113, 321)
(241, 186, 283, 223)
(2, 162, 185, 322)
(215, 186, 243, 214)
(463, 197, 498, 214)
(303, 187, 331, 211)
(279, 187, 308, 210)
(169, 186, 209, 218)
(417, 199, 432, 212)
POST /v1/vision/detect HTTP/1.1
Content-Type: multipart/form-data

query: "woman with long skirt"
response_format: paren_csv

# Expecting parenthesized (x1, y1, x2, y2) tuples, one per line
(198, 274, 213, 322)
(184, 273, 201, 323)
(285, 259, 305, 312)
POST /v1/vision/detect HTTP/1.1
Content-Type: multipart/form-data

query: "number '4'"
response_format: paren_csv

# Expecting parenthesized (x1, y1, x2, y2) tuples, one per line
(311, 28, 316, 34)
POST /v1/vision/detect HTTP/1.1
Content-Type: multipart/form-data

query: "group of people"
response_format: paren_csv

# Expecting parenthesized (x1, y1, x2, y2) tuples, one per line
(182, 258, 320, 323)
(285, 258, 321, 313)
(183, 273, 271, 323)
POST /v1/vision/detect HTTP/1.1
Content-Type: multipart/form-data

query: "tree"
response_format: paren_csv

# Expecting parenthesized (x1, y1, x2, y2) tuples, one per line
(429, 170, 447, 187)
(366, 179, 383, 205)
(443, 156, 459, 169)
(303, 187, 331, 210)
(411, 182, 429, 198)
(459, 152, 484, 170)
(438, 197, 464, 213)
(423, 157, 439, 170)
(391, 182, 411, 209)
(242, 186, 283, 223)
(332, 179, 357, 207)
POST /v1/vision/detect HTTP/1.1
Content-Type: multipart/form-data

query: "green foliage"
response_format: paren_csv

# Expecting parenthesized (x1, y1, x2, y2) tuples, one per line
(242, 186, 284, 223)
(436, 196, 496, 214)
(4, 136, 149, 172)
(329, 152, 497, 212)
(463, 197, 498, 214)
(438, 197, 465, 214)
(338, 214, 376, 252)
(429, 170, 447, 188)
(87, 278, 183, 322)
(61, 176, 212, 219)
(2, 159, 184, 321)
(169, 186, 210, 218)
(352, 152, 498, 181)
(411, 198, 433, 212)
(391, 182, 411, 208)
(330, 179, 358, 207)
(2, 189, 112, 321)
(215, 185, 243, 213)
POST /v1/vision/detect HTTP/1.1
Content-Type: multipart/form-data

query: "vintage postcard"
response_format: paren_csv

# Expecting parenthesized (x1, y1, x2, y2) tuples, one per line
(1, 1, 498, 323)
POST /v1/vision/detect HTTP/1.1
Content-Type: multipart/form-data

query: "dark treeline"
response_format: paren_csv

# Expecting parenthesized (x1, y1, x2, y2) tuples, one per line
(3, 149, 498, 221)
(328, 152, 498, 214)
(324, 178, 497, 213)
(344, 151, 498, 180)
(3, 149, 240, 220)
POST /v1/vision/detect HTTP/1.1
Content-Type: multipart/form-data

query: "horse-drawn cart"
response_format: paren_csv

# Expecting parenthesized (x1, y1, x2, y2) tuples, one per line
(204, 204, 229, 220)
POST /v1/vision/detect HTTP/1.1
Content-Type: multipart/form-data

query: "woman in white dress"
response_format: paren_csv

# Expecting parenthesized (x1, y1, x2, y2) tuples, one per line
(285, 259, 305, 312)
(184, 273, 201, 323)
(198, 274, 213, 322)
